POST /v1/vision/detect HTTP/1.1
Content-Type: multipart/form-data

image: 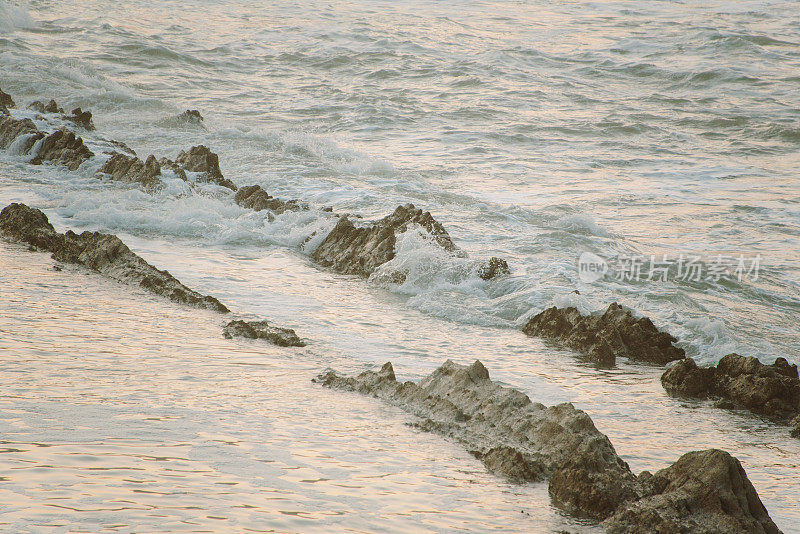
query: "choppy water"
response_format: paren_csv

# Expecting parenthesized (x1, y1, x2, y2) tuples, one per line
(1, 0, 799, 532)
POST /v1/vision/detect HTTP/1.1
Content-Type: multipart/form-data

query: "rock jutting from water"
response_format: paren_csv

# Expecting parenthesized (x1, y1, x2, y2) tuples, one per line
(29, 99, 95, 130)
(234, 184, 307, 218)
(175, 145, 237, 190)
(29, 128, 94, 171)
(0, 86, 15, 110)
(223, 319, 306, 347)
(155, 109, 206, 129)
(0, 202, 229, 313)
(98, 153, 162, 189)
(662, 353, 800, 437)
(314, 360, 780, 532)
(521, 303, 685, 367)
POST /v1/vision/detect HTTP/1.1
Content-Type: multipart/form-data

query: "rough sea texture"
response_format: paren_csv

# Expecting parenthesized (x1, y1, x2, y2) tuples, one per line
(0, 1, 798, 532)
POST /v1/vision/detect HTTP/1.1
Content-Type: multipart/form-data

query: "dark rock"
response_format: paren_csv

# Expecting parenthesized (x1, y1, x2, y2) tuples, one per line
(480, 446, 543, 483)
(234, 184, 306, 217)
(156, 109, 205, 129)
(477, 256, 510, 280)
(661, 354, 800, 425)
(0, 203, 229, 313)
(98, 152, 161, 189)
(522, 303, 684, 366)
(175, 145, 236, 190)
(605, 449, 781, 534)
(109, 139, 137, 157)
(30, 128, 94, 171)
(66, 107, 95, 130)
(158, 157, 187, 181)
(223, 319, 305, 347)
(0, 115, 43, 151)
(791, 415, 800, 438)
(29, 99, 63, 114)
(0, 86, 14, 109)
(310, 204, 458, 278)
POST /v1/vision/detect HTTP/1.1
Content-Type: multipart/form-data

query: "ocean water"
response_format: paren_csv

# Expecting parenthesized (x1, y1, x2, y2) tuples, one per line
(0, 0, 798, 532)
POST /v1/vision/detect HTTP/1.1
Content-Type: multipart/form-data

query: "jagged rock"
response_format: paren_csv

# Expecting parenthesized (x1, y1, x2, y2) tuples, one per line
(0, 203, 228, 313)
(315, 360, 779, 529)
(605, 449, 780, 534)
(662, 354, 800, 426)
(29, 99, 63, 114)
(0, 86, 14, 109)
(791, 415, 800, 438)
(234, 184, 306, 217)
(314, 359, 638, 519)
(30, 128, 94, 171)
(109, 139, 137, 157)
(310, 204, 458, 278)
(0, 115, 43, 150)
(223, 319, 305, 347)
(478, 256, 510, 280)
(175, 145, 236, 190)
(522, 303, 685, 366)
(158, 157, 187, 180)
(99, 152, 161, 189)
(66, 107, 95, 130)
(156, 109, 205, 129)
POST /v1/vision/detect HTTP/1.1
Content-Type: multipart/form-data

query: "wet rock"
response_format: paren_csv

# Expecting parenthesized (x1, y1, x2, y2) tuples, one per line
(175, 145, 236, 190)
(310, 204, 458, 278)
(316, 359, 779, 528)
(314, 359, 638, 519)
(109, 139, 137, 157)
(522, 303, 684, 367)
(156, 109, 205, 129)
(29, 99, 63, 114)
(223, 319, 305, 347)
(791, 415, 800, 439)
(30, 128, 94, 171)
(0, 203, 229, 313)
(662, 354, 800, 425)
(234, 184, 306, 217)
(477, 256, 510, 280)
(0, 86, 14, 109)
(605, 449, 781, 534)
(158, 157, 187, 180)
(98, 152, 162, 189)
(0, 115, 43, 151)
(66, 107, 95, 130)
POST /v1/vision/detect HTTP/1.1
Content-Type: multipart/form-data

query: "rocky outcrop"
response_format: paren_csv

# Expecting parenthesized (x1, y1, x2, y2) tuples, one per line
(662, 354, 800, 432)
(29, 99, 63, 114)
(158, 157, 187, 180)
(156, 109, 205, 129)
(0, 86, 14, 110)
(0, 115, 43, 150)
(98, 153, 162, 189)
(29, 128, 94, 170)
(0, 203, 228, 313)
(477, 256, 510, 280)
(175, 145, 236, 190)
(65, 107, 95, 130)
(605, 449, 781, 534)
(234, 184, 306, 218)
(223, 319, 305, 347)
(522, 303, 685, 367)
(310, 204, 459, 278)
(315, 360, 779, 531)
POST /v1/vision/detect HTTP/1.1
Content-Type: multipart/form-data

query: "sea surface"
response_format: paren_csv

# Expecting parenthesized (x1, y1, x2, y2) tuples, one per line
(0, 0, 798, 532)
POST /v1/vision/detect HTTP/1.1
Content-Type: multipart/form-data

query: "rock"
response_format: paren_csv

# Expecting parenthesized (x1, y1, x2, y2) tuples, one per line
(29, 99, 63, 114)
(0, 86, 14, 109)
(661, 354, 800, 425)
(109, 139, 137, 157)
(522, 303, 685, 366)
(605, 449, 781, 534)
(98, 152, 162, 189)
(30, 128, 94, 171)
(477, 256, 510, 280)
(0, 115, 43, 151)
(310, 204, 458, 278)
(314, 359, 638, 519)
(175, 145, 236, 190)
(222, 319, 305, 347)
(0, 203, 229, 313)
(315, 359, 779, 529)
(156, 109, 205, 129)
(234, 184, 306, 216)
(791, 415, 800, 439)
(158, 157, 187, 180)
(66, 107, 95, 130)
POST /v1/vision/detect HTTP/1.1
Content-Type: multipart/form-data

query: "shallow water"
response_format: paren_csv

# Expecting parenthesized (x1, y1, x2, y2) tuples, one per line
(1, 0, 799, 531)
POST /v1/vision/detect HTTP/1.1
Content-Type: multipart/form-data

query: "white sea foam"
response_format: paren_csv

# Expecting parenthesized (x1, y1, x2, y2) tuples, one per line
(0, 2, 33, 33)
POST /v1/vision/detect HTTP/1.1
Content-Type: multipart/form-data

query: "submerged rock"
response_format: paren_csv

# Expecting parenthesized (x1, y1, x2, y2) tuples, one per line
(29, 99, 63, 114)
(605, 449, 781, 534)
(223, 319, 305, 347)
(315, 360, 779, 530)
(0, 86, 14, 109)
(158, 157, 187, 181)
(662, 354, 800, 430)
(156, 109, 205, 129)
(98, 152, 162, 189)
(477, 256, 510, 280)
(234, 184, 306, 217)
(522, 303, 684, 366)
(310, 204, 459, 278)
(175, 145, 236, 190)
(0, 203, 229, 313)
(29, 128, 94, 171)
(66, 107, 95, 130)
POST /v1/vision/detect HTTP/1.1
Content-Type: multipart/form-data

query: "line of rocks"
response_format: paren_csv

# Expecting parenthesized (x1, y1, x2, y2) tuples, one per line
(314, 360, 780, 533)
